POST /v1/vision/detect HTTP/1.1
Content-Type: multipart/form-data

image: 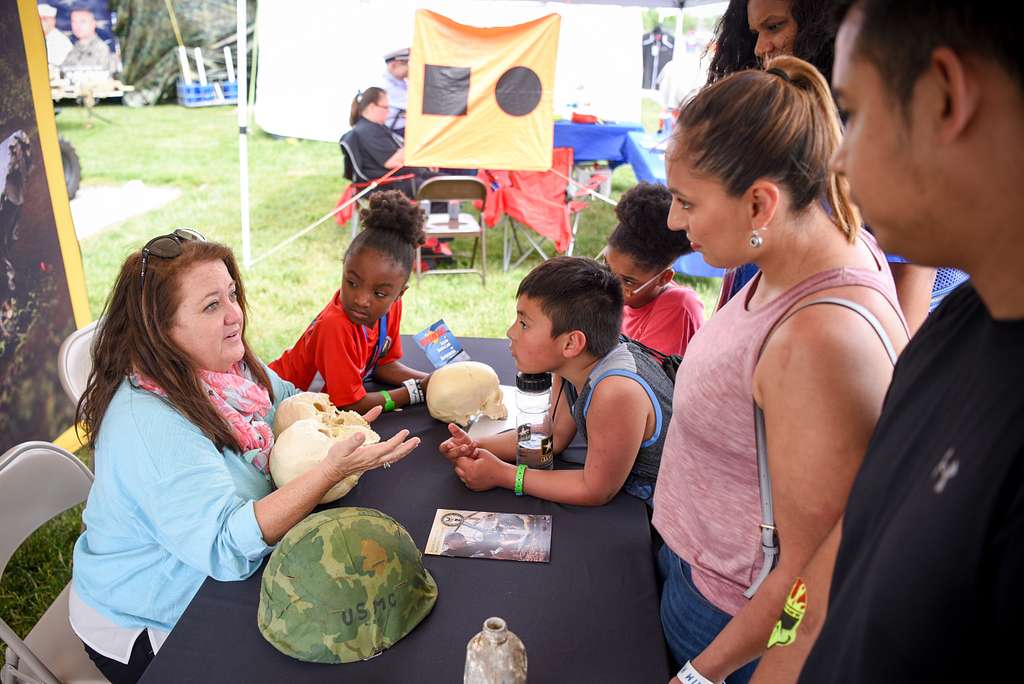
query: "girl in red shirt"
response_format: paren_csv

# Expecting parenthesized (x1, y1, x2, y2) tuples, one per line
(603, 182, 704, 357)
(271, 190, 431, 412)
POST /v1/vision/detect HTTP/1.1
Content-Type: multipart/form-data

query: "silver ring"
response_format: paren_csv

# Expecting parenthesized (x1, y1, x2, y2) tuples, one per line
(382, 461, 391, 469)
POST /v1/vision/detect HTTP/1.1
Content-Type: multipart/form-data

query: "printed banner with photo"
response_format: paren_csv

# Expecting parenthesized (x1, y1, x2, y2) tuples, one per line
(425, 508, 552, 563)
(1, 0, 91, 455)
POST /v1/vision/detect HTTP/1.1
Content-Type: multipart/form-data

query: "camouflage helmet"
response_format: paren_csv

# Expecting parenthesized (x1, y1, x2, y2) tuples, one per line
(257, 507, 438, 663)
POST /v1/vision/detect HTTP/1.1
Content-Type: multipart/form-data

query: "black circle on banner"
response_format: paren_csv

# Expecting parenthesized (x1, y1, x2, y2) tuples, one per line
(495, 66, 542, 117)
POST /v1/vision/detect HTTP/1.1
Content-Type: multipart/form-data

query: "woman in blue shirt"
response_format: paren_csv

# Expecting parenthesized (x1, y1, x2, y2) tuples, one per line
(69, 231, 419, 683)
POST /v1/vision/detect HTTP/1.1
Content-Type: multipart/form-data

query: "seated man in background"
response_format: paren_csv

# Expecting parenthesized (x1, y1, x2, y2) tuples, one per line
(63, 5, 114, 73)
(381, 48, 409, 138)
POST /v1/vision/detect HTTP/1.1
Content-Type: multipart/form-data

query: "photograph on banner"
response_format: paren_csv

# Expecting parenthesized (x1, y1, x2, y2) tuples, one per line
(1, 0, 90, 454)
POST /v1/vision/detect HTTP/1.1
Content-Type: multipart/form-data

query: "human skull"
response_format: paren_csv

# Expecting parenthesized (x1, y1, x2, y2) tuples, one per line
(270, 398, 381, 503)
(426, 361, 507, 426)
(273, 392, 368, 437)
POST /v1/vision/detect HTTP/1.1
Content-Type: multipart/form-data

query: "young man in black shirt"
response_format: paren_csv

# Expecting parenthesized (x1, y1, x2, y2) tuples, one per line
(749, 2, 1024, 682)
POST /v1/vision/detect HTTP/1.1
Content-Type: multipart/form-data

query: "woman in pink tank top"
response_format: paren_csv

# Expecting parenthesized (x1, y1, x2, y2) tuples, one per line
(651, 56, 911, 684)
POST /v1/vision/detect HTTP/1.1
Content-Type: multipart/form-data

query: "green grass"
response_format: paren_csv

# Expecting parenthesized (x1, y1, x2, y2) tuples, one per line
(1, 103, 720, 662)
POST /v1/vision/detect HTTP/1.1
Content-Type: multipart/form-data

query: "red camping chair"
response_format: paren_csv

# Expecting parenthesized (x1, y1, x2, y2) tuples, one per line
(478, 147, 596, 272)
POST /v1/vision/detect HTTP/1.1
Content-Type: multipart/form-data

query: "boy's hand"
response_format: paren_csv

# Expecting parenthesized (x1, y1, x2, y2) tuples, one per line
(453, 448, 506, 492)
(438, 422, 478, 464)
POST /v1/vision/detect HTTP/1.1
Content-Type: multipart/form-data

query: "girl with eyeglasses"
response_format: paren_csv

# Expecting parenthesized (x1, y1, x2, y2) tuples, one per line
(602, 182, 704, 357)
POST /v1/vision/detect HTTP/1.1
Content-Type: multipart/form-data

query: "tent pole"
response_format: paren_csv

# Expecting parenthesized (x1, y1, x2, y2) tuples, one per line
(237, 0, 251, 268)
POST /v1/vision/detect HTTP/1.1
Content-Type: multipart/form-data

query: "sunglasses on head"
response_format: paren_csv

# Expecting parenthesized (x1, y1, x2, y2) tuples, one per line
(139, 228, 206, 290)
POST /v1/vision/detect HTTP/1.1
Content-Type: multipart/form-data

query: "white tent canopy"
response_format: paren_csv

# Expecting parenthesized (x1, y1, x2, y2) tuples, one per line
(255, 1, 647, 143)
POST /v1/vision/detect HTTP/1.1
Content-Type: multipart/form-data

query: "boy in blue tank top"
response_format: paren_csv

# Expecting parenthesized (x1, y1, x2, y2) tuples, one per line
(439, 256, 675, 506)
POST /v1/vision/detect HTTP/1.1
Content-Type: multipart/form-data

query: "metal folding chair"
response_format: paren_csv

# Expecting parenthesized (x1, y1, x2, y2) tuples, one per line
(0, 442, 103, 684)
(57, 320, 99, 406)
(415, 177, 488, 285)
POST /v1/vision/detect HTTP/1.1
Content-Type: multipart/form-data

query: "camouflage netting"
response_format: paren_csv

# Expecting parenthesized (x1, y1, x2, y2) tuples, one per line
(258, 507, 438, 663)
(109, 0, 256, 105)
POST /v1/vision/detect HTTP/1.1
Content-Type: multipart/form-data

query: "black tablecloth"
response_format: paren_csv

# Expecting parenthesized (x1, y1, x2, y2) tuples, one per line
(140, 337, 670, 684)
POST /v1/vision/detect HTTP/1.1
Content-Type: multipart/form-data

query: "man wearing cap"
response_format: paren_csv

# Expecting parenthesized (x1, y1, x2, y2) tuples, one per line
(382, 48, 409, 137)
(63, 5, 114, 73)
(38, 4, 73, 67)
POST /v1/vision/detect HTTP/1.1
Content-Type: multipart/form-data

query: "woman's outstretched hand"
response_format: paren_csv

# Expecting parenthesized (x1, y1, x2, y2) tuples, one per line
(322, 429, 419, 482)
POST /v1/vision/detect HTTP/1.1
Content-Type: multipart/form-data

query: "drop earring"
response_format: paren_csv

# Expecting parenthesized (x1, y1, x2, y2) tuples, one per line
(749, 227, 766, 248)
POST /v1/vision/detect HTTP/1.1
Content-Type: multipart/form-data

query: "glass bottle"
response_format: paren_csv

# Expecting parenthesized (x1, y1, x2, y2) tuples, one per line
(515, 372, 553, 470)
(464, 617, 527, 684)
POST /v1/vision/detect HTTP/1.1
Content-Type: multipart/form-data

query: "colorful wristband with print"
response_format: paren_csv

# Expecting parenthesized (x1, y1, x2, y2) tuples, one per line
(381, 390, 396, 412)
(514, 464, 527, 496)
(402, 378, 424, 405)
(676, 661, 714, 684)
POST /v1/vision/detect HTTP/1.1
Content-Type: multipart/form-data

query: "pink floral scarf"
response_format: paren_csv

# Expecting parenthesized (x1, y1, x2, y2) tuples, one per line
(131, 362, 274, 478)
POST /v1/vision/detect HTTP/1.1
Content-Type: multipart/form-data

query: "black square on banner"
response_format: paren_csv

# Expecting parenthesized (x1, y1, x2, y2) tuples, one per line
(423, 65, 470, 116)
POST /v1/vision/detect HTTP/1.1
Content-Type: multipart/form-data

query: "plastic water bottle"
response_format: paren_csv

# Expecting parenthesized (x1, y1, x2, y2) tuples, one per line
(464, 617, 527, 684)
(515, 372, 553, 470)
(448, 199, 460, 228)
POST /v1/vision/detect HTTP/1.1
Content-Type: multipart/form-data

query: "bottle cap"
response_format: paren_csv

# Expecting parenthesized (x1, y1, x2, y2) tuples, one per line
(516, 372, 551, 393)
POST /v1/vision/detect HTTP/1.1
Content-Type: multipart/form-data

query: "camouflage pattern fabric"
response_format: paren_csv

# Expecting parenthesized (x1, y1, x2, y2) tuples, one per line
(109, 0, 255, 105)
(258, 507, 438, 663)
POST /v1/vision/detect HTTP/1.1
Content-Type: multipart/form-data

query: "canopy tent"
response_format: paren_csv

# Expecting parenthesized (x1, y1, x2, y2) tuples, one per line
(255, 1, 644, 143)
(235, 0, 723, 266)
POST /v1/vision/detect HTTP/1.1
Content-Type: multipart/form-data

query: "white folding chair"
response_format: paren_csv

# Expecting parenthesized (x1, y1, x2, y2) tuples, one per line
(415, 176, 488, 285)
(57, 321, 98, 406)
(0, 442, 103, 684)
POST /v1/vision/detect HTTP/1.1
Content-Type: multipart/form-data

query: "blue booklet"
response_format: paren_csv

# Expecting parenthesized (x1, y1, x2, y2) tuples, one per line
(414, 319, 471, 368)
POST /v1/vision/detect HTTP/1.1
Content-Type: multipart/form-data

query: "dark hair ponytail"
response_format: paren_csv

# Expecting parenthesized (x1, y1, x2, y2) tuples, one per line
(350, 86, 387, 127)
(346, 189, 426, 275)
(671, 55, 860, 243)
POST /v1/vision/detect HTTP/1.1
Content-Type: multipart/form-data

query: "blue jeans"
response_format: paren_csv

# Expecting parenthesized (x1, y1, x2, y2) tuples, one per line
(658, 544, 759, 684)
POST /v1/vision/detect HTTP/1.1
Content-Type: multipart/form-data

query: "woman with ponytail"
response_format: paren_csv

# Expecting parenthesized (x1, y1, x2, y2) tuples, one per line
(652, 57, 910, 683)
(707, 0, 955, 334)
(271, 190, 432, 413)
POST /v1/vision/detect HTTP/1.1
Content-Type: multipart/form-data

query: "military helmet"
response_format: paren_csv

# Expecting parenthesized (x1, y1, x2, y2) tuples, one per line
(257, 507, 438, 663)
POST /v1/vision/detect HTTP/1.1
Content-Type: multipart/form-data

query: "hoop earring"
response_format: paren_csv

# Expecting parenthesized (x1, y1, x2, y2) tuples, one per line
(749, 227, 767, 248)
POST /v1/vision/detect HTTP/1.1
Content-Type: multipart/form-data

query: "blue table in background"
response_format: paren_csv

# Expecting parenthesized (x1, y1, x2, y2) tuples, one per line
(553, 120, 644, 163)
(623, 130, 667, 184)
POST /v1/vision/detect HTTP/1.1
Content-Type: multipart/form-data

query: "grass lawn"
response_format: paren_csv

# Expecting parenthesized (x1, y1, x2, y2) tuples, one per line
(1, 102, 721, 659)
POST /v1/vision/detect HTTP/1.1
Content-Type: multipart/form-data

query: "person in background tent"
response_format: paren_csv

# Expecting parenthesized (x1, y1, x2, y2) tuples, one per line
(381, 47, 410, 137)
(604, 182, 704, 357)
(706, 0, 966, 335)
(344, 86, 439, 199)
(270, 190, 432, 414)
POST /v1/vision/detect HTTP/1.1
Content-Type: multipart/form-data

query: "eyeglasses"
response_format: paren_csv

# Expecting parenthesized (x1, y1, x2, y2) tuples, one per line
(139, 228, 206, 290)
(621, 271, 663, 296)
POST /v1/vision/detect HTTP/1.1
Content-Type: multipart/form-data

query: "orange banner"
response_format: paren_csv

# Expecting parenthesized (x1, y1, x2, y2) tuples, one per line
(405, 10, 559, 171)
